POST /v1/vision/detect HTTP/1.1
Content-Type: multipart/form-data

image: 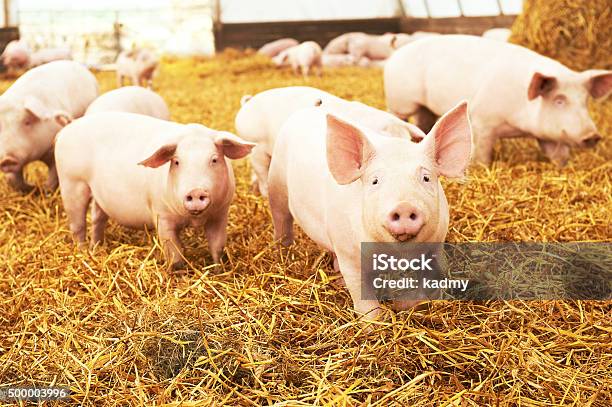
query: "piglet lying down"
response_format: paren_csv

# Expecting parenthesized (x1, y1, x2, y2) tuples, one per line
(55, 112, 254, 267)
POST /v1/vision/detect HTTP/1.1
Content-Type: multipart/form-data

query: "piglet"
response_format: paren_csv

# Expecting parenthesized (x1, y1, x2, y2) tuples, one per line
(272, 41, 323, 78)
(55, 112, 254, 267)
(0, 60, 98, 192)
(116, 48, 159, 88)
(86, 86, 170, 120)
(323, 32, 366, 55)
(268, 101, 471, 318)
(348, 34, 394, 61)
(1, 40, 31, 74)
(322, 53, 357, 68)
(258, 38, 299, 58)
(385, 34, 611, 166)
(482, 28, 512, 42)
(28, 47, 72, 68)
(235, 86, 425, 198)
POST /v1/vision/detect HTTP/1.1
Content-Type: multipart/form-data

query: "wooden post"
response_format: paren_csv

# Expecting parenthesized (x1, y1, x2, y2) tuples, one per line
(422, 0, 431, 18)
(496, 0, 505, 15)
(456, 0, 464, 17)
(396, 0, 407, 17)
(3, 0, 10, 27)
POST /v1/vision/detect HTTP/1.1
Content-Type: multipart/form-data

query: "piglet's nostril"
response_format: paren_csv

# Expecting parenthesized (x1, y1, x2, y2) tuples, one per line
(199, 195, 206, 201)
(186, 195, 193, 202)
(409, 212, 417, 221)
(392, 213, 400, 221)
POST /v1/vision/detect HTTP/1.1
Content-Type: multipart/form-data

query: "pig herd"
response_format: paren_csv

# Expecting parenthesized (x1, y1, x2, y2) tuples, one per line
(1, 33, 610, 319)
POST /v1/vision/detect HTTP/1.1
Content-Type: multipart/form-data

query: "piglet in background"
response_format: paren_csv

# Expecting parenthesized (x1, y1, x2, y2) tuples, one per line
(28, 47, 73, 68)
(385, 35, 612, 166)
(267, 101, 471, 318)
(482, 28, 512, 42)
(258, 38, 299, 58)
(0, 60, 98, 192)
(273, 41, 323, 78)
(55, 112, 254, 268)
(323, 32, 366, 54)
(116, 48, 159, 88)
(1, 40, 31, 74)
(86, 86, 170, 120)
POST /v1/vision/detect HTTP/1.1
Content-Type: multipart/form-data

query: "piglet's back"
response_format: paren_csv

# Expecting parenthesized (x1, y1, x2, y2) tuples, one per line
(55, 112, 182, 177)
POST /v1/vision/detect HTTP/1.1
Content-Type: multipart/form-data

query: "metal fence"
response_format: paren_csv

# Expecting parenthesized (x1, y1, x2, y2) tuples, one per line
(18, 3, 215, 65)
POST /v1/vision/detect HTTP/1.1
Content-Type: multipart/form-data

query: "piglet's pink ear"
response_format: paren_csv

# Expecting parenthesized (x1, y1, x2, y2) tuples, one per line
(424, 101, 472, 178)
(23, 96, 51, 120)
(583, 69, 612, 99)
(215, 132, 255, 160)
(138, 143, 177, 168)
(527, 72, 557, 100)
(326, 114, 375, 185)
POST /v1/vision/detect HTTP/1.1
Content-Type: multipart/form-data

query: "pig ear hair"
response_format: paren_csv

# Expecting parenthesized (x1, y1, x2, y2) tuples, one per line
(528, 72, 557, 100)
(54, 111, 72, 127)
(425, 101, 472, 178)
(583, 70, 612, 99)
(326, 114, 374, 185)
(215, 132, 256, 160)
(138, 143, 177, 168)
(23, 96, 51, 120)
(384, 122, 425, 143)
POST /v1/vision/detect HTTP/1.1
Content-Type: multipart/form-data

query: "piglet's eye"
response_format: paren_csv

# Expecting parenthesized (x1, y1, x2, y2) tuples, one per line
(211, 155, 219, 164)
(173, 159, 179, 166)
(554, 95, 567, 106)
(372, 177, 379, 185)
(422, 174, 430, 183)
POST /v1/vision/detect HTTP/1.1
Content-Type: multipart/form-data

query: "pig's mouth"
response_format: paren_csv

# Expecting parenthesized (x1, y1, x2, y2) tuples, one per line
(391, 232, 418, 242)
(188, 209, 205, 216)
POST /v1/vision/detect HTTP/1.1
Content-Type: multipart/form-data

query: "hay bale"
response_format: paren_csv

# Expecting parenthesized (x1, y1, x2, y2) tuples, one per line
(510, 0, 611, 71)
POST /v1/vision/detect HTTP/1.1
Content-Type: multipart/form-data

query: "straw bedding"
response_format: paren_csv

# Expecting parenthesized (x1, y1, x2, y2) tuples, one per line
(0, 3, 610, 406)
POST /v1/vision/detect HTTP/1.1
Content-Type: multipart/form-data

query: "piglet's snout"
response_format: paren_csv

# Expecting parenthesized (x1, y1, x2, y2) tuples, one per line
(385, 202, 424, 241)
(184, 188, 210, 214)
(0, 156, 19, 173)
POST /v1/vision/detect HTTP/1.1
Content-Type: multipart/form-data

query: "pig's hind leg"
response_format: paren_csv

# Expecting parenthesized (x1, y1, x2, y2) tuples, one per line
(249, 146, 271, 197)
(61, 180, 92, 246)
(268, 169, 294, 246)
(91, 200, 109, 247)
(41, 150, 59, 191)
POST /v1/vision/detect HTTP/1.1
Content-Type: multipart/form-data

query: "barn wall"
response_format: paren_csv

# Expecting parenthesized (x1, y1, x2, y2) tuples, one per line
(214, 18, 401, 50)
(214, 15, 516, 50)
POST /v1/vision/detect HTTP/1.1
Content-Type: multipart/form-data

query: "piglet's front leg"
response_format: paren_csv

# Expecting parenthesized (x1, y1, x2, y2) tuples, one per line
(204, 213, 228, 264)
(156, 215, 186, 269)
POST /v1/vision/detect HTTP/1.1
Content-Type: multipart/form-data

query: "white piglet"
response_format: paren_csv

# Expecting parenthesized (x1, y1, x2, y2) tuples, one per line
(55, 112, 255, 267)
(235, 86, 425, 197)
(267, 101, 471, 318)
(116, 49, 159, 88)
(385, 35, 612, 166)
(272, 41, 323, 78)
(86, 86, 170, 120)
(0, 60, 98, 192)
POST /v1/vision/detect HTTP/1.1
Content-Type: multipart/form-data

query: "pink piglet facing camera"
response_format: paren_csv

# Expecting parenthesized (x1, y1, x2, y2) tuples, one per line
(267, 101, 472, 319)
(54, 112, 255, 269)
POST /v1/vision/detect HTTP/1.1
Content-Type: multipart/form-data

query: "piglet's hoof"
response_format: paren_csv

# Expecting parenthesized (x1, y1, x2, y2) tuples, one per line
(171, 260, 188, 272)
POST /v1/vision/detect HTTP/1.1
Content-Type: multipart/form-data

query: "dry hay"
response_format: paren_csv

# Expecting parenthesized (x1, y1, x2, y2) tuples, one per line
(0, 10, 611, 407)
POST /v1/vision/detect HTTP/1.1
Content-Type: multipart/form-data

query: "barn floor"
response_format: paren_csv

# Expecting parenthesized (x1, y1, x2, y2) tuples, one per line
(0, 52, 610, 406)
